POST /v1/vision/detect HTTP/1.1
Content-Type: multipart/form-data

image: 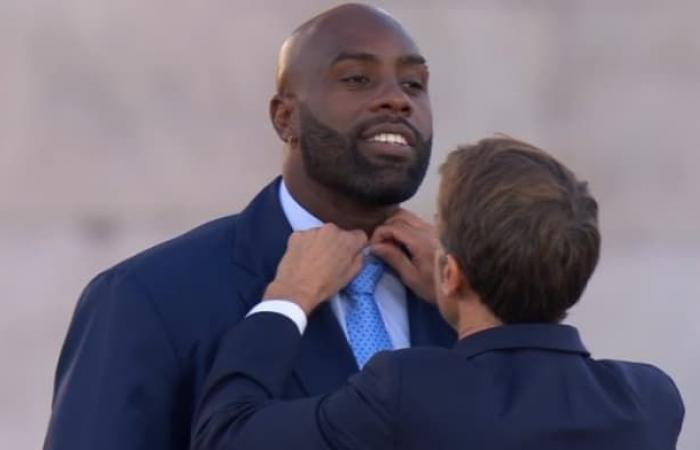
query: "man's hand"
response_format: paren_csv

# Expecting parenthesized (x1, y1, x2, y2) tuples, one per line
(370, 209, 437, 304)
(263, 224, 367, 314)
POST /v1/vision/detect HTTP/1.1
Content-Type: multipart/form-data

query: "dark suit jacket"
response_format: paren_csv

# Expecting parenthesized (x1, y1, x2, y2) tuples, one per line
(44, 178, 455, 450)
(192, 313, 684, 450)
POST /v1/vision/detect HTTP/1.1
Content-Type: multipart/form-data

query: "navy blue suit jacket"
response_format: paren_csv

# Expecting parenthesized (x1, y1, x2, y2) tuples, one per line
(192, 313, 684, 450)
(44, 178, 455, 450)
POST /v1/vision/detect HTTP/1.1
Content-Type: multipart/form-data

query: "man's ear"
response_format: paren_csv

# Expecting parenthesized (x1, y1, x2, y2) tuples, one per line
(441, 254, 467, 298)
(269, 94, 296, 144)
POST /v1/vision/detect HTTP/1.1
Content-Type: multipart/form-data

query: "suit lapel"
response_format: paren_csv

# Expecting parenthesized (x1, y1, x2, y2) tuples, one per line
(292, 303, 358, 396)
(230, 177, 292, 283)
(230, 177, 358, 396)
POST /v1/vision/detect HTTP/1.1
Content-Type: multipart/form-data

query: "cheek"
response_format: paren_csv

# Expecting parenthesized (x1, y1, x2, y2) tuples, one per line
(308, 91, 368, 129)
(413, 98, 433, 136)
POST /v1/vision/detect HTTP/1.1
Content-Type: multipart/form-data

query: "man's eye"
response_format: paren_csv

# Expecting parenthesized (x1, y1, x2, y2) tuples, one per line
(403, 80, 425, 91)
(341, 75, 370, 85)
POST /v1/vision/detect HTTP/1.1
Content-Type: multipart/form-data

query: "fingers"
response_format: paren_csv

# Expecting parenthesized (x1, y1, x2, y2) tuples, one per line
(347, 246, 365, 281)
(328, 225, 367, 282)
(343, 227, 369, 253)
(371, 223, 435, 262)
(371, 223, 411, 245)
(369, 209, 438, 304)
(290, 224, 366, 255)
(371, 223, 421, 278)
(383, 208, 432, 230)
(371, 208, 433, 240)
(270, 224, 368, 313)
(370, 241, 414, 279)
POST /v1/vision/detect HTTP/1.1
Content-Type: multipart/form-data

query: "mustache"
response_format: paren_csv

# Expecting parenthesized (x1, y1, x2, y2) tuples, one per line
(352, 115, 426, 144)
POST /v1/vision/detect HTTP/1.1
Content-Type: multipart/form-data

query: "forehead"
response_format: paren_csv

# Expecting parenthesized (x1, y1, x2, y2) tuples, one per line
(305, 14, 422, 67)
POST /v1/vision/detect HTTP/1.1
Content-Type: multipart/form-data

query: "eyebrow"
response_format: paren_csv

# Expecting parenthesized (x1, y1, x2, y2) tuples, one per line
(331, 52, 378, 66)
(330, 51, 427, 67)
(398, 54, 427, 66)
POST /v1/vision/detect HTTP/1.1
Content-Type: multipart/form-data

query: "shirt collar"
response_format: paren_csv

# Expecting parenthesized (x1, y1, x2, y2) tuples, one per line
(278, 180, 375, 261)
(453, 323, 590, 359)
(279, 179, 324, 232)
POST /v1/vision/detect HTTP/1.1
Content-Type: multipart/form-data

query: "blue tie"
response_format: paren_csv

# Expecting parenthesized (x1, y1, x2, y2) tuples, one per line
(343, 256, 393, 368)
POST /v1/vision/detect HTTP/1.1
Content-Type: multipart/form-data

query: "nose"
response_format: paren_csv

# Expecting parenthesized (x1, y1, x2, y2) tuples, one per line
(369, 81, 413, 117)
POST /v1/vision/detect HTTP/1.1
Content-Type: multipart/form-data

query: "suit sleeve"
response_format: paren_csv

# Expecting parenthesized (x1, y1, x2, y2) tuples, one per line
(191, 313, 399, 450)
(316, 352, 399, 449)
(648, 365, 685, 446)
(44, 270, 183, 450)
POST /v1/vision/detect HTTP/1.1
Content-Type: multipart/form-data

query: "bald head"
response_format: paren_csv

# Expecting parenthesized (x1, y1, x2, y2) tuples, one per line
(276, 3, 419, 95)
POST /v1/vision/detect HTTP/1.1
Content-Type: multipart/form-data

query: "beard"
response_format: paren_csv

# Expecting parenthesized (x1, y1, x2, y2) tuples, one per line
(297, 104, 432, 206)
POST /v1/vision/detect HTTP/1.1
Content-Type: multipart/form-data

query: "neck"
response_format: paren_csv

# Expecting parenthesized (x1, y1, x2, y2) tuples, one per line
(454, 295, 503, 340)
(283, 158, 398, 236)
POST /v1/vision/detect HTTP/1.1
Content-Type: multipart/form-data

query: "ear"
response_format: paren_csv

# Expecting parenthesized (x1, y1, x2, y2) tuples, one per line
(440, 254, 467, 298)
(269, 94, 296, 144)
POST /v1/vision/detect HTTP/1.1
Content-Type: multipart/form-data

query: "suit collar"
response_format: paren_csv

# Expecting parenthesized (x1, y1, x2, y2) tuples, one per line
(230, 177, 292, 281)
(454, 324, 589, 359)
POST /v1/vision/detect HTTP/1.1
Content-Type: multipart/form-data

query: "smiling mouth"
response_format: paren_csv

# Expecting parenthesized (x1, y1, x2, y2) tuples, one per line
(365, 132, 409, 147)
(361, 133, 415, 162)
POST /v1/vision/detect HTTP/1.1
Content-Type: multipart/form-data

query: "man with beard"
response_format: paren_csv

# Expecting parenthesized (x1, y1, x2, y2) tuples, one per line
(43, 4, 454, 450)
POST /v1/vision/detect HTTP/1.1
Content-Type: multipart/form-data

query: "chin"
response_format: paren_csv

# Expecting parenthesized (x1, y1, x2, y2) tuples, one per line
(346, 176, 422, 205)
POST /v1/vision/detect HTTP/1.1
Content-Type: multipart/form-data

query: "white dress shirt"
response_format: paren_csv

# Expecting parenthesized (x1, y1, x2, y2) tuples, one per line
(247, 180, 410, 349)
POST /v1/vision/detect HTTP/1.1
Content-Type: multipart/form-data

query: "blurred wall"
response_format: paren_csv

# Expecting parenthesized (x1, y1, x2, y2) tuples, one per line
(1, 0, 698, 448)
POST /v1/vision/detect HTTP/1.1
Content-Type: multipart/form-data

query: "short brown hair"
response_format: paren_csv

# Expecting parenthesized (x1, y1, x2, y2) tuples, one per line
(438, 137, 600, 323)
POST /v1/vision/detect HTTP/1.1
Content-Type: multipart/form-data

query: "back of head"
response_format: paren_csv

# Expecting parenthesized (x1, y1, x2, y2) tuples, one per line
(438, 137, 600, 323)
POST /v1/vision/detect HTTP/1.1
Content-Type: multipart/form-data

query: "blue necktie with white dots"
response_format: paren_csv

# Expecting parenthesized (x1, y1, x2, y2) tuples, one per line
(342, 256, 393, 368)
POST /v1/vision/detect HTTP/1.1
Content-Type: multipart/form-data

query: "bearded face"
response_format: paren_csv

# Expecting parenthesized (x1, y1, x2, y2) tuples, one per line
(297, 103, 432, 206)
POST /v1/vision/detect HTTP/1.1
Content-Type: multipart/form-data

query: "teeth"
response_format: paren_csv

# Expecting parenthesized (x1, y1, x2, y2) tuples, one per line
(368, 133, 408, 146)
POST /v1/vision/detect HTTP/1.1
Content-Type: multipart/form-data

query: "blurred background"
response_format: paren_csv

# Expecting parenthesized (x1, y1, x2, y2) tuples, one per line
(1, 0, 698, 448)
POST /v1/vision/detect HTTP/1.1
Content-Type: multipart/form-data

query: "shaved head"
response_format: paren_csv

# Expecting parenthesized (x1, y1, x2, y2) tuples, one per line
(276, 3, 418, 96)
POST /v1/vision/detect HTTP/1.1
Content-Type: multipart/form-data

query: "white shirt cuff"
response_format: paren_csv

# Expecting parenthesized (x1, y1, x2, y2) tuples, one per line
(246, 300, 308, 335)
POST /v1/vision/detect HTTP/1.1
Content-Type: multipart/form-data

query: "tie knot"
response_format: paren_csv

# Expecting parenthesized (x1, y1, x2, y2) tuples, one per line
(344, 257, 385, 296)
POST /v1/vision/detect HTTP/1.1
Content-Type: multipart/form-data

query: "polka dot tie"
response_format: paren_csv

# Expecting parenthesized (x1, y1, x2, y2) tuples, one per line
(342, 256, 393, 368)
